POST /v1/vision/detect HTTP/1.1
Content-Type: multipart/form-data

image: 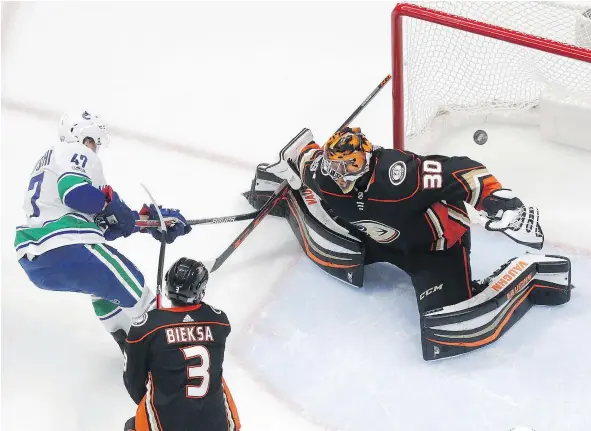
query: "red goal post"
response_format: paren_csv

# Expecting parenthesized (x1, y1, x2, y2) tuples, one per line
(391, 2, 591, 150)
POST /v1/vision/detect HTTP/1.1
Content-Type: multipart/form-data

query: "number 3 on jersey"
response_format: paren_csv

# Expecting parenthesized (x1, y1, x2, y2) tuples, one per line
(181, 345, 211, 398)
(27, 172, 45, 217)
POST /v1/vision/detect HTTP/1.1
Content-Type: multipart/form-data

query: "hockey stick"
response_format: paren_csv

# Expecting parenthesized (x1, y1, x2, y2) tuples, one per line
(141, 184, 167, 309)
(134, 211, 258, 228)
(206, 74, 392, 273)
(135, 75, 393, 230)
(336, 74, 391, 131)
(209, 180, 289, 273)
(135, 75, 393, 233)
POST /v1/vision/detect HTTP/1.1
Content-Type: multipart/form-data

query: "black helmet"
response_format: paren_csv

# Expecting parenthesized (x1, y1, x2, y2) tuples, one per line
(165, 258, 209, 305)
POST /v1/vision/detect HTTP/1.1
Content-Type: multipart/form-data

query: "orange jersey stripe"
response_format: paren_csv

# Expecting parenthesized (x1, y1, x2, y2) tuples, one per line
(134, 396, 150, 431)
(149, 373, 164, 431)
(462, 247, 472, 299)
(477, 175, 503, 210)
(222, 377, 241, 430)
(300, 142, 320, 154)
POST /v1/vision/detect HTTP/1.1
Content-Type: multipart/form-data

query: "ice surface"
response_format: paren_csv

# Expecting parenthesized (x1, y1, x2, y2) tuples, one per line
(238, 229, 591, 431)
(2, 3, 590, 431)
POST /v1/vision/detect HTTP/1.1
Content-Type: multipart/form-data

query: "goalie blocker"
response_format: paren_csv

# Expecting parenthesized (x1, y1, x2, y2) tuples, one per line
(244, 129, 366, 288)
(244, 128, 573, 360)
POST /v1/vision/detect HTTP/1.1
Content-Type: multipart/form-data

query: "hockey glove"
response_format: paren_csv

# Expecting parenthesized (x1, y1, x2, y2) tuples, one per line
(140, 204, 192, 244)
(94, 191, 139, 241)
(481, 189, 544, 249)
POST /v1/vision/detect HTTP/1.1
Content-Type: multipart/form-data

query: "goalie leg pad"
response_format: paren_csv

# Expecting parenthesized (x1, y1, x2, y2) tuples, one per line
(420, 253, 572, 361)
(528, 255, 571, 306)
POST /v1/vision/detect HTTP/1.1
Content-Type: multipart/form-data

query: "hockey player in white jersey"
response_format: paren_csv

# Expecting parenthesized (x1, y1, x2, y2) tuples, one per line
(15, 111, 192, 351)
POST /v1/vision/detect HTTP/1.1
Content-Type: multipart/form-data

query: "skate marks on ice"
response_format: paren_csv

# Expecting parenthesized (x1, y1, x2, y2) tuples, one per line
(234, 228, 591, 431)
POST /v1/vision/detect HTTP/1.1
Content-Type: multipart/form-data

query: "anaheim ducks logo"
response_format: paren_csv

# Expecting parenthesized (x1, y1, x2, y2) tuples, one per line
(351, 220, 401, 243)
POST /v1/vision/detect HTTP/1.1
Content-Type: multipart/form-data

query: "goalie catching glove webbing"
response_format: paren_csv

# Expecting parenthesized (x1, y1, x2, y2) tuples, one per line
(480, 189, 544, 250)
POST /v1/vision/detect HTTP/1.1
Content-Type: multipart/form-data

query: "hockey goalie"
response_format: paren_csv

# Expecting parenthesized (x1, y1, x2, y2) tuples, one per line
(244, 127, 573, 361)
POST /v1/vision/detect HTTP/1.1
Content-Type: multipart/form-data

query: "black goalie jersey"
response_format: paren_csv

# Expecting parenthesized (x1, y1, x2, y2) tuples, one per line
(123, 302, 240, 431)
(298, 145, 502, 253)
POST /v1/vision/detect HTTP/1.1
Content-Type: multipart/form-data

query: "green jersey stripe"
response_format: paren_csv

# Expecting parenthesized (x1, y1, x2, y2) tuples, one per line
(85, 245, 141, 301)
(57, 174, 91, 201)
(14, 215, 102, 249)
(92, 298, 120, 317)
(93, 243, 145, 296)
(91, 244, 143, 298)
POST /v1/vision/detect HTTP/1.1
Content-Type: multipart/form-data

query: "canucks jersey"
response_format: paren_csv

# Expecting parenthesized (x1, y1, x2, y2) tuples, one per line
(15, 142, 107, 259)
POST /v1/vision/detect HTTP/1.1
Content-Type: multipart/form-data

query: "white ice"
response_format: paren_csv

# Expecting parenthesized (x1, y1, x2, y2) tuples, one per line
(2, 3, 590, 431)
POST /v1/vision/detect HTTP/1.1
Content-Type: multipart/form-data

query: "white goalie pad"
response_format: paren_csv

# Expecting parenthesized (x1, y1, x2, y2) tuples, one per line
(420, 253, 572, 360)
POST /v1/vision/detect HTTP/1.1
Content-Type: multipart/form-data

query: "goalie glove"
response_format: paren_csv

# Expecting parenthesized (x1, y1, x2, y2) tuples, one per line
(481, 189, 544, 249)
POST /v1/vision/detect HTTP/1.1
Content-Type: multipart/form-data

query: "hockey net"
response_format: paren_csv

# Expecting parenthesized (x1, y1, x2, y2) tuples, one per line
(392, 2, 591, 149)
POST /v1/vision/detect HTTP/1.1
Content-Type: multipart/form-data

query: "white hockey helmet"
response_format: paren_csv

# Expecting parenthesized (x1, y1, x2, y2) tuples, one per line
(59, 111, 111, 148)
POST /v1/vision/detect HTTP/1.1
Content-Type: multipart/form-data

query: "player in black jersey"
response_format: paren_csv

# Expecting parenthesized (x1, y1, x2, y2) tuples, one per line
(246, 127, 572, 360)
(295, 127, 506, 314)
(123, 258, 240, 431)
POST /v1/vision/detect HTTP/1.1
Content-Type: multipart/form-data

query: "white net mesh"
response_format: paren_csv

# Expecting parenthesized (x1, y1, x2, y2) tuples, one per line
(399, 1, 591, 145)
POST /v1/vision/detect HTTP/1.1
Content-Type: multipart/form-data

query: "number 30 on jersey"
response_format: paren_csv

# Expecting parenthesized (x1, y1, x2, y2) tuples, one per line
(422, 160, 442, 189)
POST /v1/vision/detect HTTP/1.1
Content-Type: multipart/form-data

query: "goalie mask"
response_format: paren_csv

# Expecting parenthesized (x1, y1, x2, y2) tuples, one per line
(59, 111, 111, 151)
(321, 127, 373, 193)
(165, 258, 209, 305)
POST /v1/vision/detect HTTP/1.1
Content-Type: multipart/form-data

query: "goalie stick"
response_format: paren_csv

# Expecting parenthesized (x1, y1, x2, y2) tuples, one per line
(202, 74, 394, 273)
(135, 75, 393, 230)
(336, 74, 391, 131)
(209, 180, 289, 273)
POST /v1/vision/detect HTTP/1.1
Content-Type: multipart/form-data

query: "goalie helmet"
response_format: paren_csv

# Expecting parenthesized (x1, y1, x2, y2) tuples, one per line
(59, 110, 111, 150)
(165, 257, 209, 305)
(321, 127, 373, 193)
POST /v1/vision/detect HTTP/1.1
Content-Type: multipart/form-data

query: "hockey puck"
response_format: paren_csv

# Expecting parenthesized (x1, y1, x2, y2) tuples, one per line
(473, 130, 488, 145)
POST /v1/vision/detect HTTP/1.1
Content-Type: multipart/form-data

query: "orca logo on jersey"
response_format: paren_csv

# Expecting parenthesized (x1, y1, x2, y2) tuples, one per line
(389, 161, 406, 186)
(131, 312, 148, 327)
(351, 220, 401, 243)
